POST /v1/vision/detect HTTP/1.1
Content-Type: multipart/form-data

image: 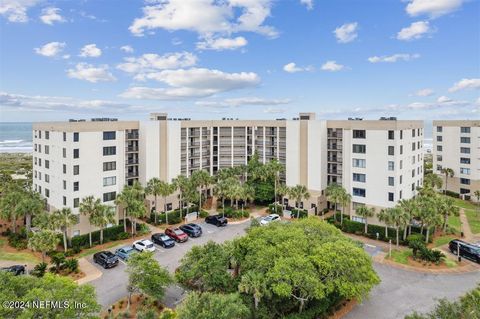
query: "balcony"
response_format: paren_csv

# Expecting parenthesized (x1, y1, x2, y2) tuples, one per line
(126, 146, 138, 152)
(126, 171, 139, 178)
(126, 132, 139, 140)
(126, 158, 139, 165)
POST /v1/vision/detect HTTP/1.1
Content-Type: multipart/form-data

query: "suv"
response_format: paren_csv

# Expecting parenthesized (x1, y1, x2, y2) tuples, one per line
(205, 215, 228, 227)
(449, 239, 480, 263)
(165, 227, 188, 243)
(260, 214, 281, 226)
(179, 223, 203, 237)
(133, 239, 156, 252)
(1, 265, 26, 276)
(151, 233, 175, 248)
(93, 251, 119, 269)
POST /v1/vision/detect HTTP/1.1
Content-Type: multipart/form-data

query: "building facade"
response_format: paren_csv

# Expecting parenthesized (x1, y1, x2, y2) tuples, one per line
(32, 113, 424, 235)
(432, 120, 480, 201)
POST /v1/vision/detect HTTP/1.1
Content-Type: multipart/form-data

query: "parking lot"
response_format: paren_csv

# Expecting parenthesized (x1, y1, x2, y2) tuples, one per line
(89, 220, 251, 309)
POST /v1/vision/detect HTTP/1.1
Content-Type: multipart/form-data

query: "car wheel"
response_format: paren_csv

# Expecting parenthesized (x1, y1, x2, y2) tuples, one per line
(216, 222, 220, 227)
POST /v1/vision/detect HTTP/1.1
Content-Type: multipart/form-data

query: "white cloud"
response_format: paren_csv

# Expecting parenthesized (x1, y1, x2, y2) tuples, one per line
(397, 21, 431, 41)
(283, 62, 313, 73)
(34, 42, 66, 57)
(79, 44, 102, 58)
(120, 67, 260, 100)
(120, 45, 134, 53)
(333, 22, 358, 43)
(196, 36, 247, 51)
(40, 7, 65, 25)
(321, 61, 345, 72)
(129, 0, 277, 38)
(67, 63, 116, 83)
(0, 0, 39, 23)
(196, 97, 291, 108)
(300, 0, 314, 10)
(368, 53, 420, 63)
(117, 52, 197, 75)
(264, 106, 286, 114)
(406, 0, 464, 18)
(448, 78, 480, 92)
(414, 88, 434, 96)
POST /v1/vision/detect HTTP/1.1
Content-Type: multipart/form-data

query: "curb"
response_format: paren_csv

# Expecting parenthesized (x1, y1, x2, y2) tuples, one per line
(76, 257, 102, 285)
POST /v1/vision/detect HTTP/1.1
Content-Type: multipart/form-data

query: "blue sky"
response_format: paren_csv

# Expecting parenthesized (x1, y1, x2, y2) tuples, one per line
(0, 0, 479, 122)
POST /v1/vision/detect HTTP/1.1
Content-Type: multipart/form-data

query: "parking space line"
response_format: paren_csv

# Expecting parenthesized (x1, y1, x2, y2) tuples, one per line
(118, 259, 126, 265)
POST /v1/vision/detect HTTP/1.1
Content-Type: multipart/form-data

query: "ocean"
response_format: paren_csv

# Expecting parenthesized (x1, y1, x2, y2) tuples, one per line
(0, 123, 33, 153)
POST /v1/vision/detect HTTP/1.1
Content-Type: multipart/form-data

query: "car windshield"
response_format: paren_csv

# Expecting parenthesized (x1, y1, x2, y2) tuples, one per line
(146, 244, 154, 248)
(123, 247, 134, 253)
(174, 229, 184, 235)
(104, 252, 115, 258)
(161, 235, 171, 241)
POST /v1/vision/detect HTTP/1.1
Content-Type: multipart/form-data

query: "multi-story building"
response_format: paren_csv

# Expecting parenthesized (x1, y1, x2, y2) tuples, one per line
(32, 113, 423, 235)
(432, 120, 480, 200)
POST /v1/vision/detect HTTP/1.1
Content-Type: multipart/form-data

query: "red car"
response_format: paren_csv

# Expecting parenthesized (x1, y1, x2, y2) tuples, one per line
(165, 227, 188, 243)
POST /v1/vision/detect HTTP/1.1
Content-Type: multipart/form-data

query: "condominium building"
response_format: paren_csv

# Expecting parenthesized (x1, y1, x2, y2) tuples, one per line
(432, 120, 480, 200)
(32, 113, 423, 235)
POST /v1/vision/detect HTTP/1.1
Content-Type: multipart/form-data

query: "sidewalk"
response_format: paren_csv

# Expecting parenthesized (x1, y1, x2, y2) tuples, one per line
(459, 208, 474, 241)
(76, 257, 102, 285)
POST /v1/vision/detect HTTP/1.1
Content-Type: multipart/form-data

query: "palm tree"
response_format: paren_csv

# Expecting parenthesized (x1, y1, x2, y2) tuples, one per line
(386, 207, 406, 247)
(115, 182, 145, 235)
(91, 204, 116, 244)
(289, 184, 310, 218)
(173, 175, 190, 218)
(423, 173, 443, 190)
(145, 177, 162, 225)
(240, 184, 255, 212)
(191, 169, 212, 213)
(28, 229, 59, 262)
(422, 205, 442, 244)
(325, 183, 342, 222)
(0, 188, 24, 233)
(474, 190, 480, 212)
(79, 196, 101, 247)
(438, 196, 460, 233)
(53, 208, 77, 252)
(441, 167, 454, 195)
(214, 178, 230, 216)
(158, 181, 176, 224)
(338, 188, 351, 225)
(277, 184, 290, 215)
(398, 198, 418, 238)
(16, 190, 44, 236)
(265, 159, 284, 205)
(238, 271, 268, 310)
(377, 208, 394, 238)
(355, 206, 375, 234)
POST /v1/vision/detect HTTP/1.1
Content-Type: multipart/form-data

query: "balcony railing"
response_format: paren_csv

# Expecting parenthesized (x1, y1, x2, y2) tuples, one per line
(126, 133, 139, 140)
(126, 158, 139, 165)
(126, 146, 138, 152)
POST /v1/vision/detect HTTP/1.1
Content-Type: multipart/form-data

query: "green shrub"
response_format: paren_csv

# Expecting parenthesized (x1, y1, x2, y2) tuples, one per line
(418, 246, 445, 264)
(137, 223, 150, 235)
(31, 262, 47, 277)
(8, 232, 28, 250)
(406, 234, 425, 244)
(116, 232, 130, 240)
(70, 225, 125, 249)
(290, 209, 308, 219)
(50, 252, 66, 273)
(445, 190, 460, 198)
(64, 258, 79, 273)
(199, 210, 209, 218)
(268, 203, 283, 214)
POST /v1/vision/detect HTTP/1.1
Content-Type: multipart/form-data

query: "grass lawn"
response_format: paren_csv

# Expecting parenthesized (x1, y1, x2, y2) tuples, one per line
(447, 215, 461, 233)
(0, 238, 40, 264)
(465, 209, 480, 234)
(76, 241, 121, 258)
(443, 258, 458, 268)
(386, 249, 412, 265)
(432, 235, 457, 248)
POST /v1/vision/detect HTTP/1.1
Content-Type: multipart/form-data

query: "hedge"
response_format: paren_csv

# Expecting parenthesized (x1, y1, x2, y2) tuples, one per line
(149, 206, 210, 225)
(222, 207, 250, 219)
(445, 190, 460, 198)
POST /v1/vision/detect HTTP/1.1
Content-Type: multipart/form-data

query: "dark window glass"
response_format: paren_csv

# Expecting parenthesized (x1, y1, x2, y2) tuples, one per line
(103, 131, 116, 140)
(352, 188, 366, 197)
(353, 130, 366, 139)
(103, 161, 116, 171)
(103, 191, 116, 202)
(103, 146, 116, 156)
(73, 132, 79, 142)
(352, 144, 366, 153)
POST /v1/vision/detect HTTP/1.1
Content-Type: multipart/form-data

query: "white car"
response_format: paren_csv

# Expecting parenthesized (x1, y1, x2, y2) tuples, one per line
(260, 214, 281, 226)
(132, 239, 156, 252)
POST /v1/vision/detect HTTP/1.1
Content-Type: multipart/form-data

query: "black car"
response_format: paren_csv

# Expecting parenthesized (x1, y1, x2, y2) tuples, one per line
(1, 265, 25, 276)
(179, 223, 203, 237)
(449, 239, 480, 263)
(205, 215, 228, 227)
(93, 251, 119, 269)
(151, 233, 176, 248)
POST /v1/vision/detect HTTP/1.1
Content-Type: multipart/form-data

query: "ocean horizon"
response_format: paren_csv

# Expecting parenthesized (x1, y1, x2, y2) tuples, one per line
(0, 122, 33, 153)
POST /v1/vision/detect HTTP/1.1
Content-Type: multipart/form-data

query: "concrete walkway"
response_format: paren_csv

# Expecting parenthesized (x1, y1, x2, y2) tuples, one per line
(459, 208, 475, 240)
(76, 257, 103, 285)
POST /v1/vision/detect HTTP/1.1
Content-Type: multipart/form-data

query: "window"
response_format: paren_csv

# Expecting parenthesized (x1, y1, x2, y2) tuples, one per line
(461, 137, 471, 144)
(73, 198, 79, 208)
(460, 147, 470, 154)
(38, 158, 42, 167)
(45, 174, 50, 183)
(412, 156, 415, 164)
(388, 146, 394, 156)
(63, 196, 67, 206)
(460, 188, 470, 195)
(63, 132, 66, 141)
(460, 168, 470, 175)
(45, 131, 49, 139)
(388, 192, 394, 202)
(436, 126, 442, 132)
(388, 177, 394, 186)
(353, 130, 366, 139)
(73, 182, 79, 191)
(460, 157, 470, 164)
(412, 169, 415, 177)
(63, 148, 66, 158)
(103, 131, 116, 140)
(45, 188, 50, 198)
(388, 161, 394, 171)
(73, 165, 79, 175)
(103, 146, 116, 156)
(460, 178, 470, 185)
(352, 144, 366, 153)
(103, 176, 117, 186)
(45, 160, 49, 169)
(38, 144, 41, 153)
(103, 161, 116, 171)
(352, 158, 366, 168)
(400, 160, 403, 169)
(45, 145, 49, 154)
(63, 180, 66, 190)
(399, 190, 402, 199)
(437, 155, 443, 161)
(412, 183, 415, 191)
(412, 129, 415, 137)
(400, 175, 403, 184)
(437, 136, 443, 142)
(353, 173, 366, 183)
(73, 132, 79, 142)
(437, 145, 442, 152)
(400, 145, 403, 155)
(103, 191, 116, 202)
(400, 130, 403, 139)
(73, 149, 79, 159)
(388, 130, 394, 140)
(39, 131, 42, 139)
(352, 188, 366, 197)
(460, 127, 470, 133)
(412, 142, 416, 151)
(63, 164, 66, 174)
(437, 164, 442, 171)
